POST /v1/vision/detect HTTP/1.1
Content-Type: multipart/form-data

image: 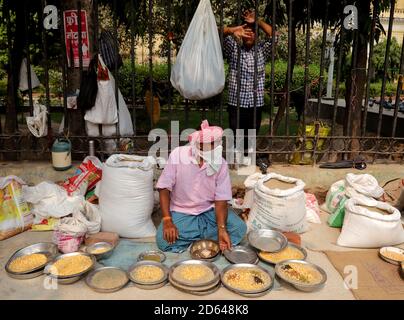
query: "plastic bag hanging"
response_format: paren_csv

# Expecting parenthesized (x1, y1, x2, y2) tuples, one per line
(170, 0, 225, 100)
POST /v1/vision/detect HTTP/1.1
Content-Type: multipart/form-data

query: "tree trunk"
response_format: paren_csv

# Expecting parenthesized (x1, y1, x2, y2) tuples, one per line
(61, 0, 95, 158)
(3, 2, 26, 160)
(344, 0, 370, 157)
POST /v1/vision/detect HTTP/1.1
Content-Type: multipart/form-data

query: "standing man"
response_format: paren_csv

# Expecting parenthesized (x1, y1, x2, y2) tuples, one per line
(223, 10, 273, 158)
(155, 120, 247, 253)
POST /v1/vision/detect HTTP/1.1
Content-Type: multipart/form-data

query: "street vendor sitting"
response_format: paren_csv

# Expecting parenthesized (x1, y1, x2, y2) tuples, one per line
(156, 120, 247, 253)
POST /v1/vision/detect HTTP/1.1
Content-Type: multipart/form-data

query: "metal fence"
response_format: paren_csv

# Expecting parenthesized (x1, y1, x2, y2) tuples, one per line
(1, 0, 404, 164)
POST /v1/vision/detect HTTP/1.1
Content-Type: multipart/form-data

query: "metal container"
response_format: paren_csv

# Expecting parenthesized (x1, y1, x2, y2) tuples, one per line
(379, 247, 404, 266)
(258, 243, 307, 265)
(169, 259, 220, 288)
(169, 274, 220, 292)
(51, 138, 72, 171)
(44, 252, 96, 279)
(221, 263, 274, 295)
(48, 274, 84, 285)
(89, 140, 95, 157)
(190, 239, 220, 262)
(137, 250, 166, 263)
(248, 229, 288, 253)
(275, 259, 327, 292)
(5, 242, 59, 276)
(128, 260, 169, 286)
(132, 279, 168, 290)
(223, 246, 258, 264)
(86, 242, 114, 261)
(85, 267, 129, 293)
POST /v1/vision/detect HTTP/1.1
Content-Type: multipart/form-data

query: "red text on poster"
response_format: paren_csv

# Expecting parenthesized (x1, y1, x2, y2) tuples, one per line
(63, 10, 90, 68)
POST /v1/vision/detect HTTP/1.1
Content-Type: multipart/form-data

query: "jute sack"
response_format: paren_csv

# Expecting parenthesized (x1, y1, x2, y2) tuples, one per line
(337, 197, 404, 248)
(247, 173, 308, 234)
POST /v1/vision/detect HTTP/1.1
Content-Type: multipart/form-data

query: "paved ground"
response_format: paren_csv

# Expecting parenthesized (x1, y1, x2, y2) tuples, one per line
(0, 211, 356, 300)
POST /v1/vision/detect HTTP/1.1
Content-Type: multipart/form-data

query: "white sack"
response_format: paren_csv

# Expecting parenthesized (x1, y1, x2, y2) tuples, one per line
(345, 173, 384, 198)
(247, 173, 308, 234)
(98, 154, 156, 238)
(337, 197, 404, 248)
(170, 0, 225, 100)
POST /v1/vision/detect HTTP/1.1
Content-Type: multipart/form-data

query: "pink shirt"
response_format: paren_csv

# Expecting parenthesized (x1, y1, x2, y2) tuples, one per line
(156, 146, 232, 215)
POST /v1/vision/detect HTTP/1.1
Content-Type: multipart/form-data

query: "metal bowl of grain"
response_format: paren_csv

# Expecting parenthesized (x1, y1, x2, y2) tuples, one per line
(44, 252, 96, 279)
(169, 260, 220, 288)
(379, 247, 404, 266)
(221, 263, 274, 296)
(86, 242, 114, 260)
(190, 239, 220, 262)
(128, 260, 169, 288)
(275, 259, 327, 292)
(137, 250, 166, 263)
(86, 267, 129, 293)
(5, 243, 59, 278)
(258, 243, 307, 265)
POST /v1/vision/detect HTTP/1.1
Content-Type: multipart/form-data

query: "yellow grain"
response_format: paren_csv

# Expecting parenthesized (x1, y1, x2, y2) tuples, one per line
(259, 246, 305, 263)
(131, 265, 164, 283)
(51, 255, 92, 276)
(9, 253, 47, 273)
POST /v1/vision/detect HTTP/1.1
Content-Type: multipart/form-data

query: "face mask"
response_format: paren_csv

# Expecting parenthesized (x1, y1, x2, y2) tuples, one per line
(193, 144, 223, 176)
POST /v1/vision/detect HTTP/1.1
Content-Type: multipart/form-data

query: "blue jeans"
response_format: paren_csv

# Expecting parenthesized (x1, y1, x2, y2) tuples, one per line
(156, 208, 247, 253)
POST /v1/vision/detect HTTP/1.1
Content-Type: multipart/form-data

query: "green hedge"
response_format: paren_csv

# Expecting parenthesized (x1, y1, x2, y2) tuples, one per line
(338, 81, 397, 98)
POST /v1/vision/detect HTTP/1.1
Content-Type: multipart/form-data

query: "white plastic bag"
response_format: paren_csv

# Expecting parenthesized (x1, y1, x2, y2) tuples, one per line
(337, 197, 404, 248)
(98, 154, 156, 238)
(19, 58, 40, 91)
(26, 104, 48, 138)
(170, 0, 225, 100)
(84, 55, 118, 125)
(22, 182, 83, 224)
(247, 173, 308, 234)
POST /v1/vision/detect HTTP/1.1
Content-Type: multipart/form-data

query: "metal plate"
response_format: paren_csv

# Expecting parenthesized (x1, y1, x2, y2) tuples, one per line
(248, 229, 288, 253)
(128, 260, 169, 285)
(169, 260, 220, 288)
(6, 268, 45, 280)
(190, 239, 220, 261)
(137, 250, 166, 263)
(275, 259, 327, 292)
(379, 247, 404, 266)
(86, 267, 129, 293)
(44, 252, 96, 279)
(170, 279, 221, 296)
(5, 242, 59, 275)
(169, 274, 220, 292)
(132, 279, 168, 290)
(223, 246, 258, 264)
(258, 243, 307, 265)
(221, 263, 274, 295)
(86, 242, 114, 260)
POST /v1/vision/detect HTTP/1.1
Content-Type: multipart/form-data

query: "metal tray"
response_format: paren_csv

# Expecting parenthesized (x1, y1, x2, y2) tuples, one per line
(128, 260, 169, 285)
(223, 246, 258, 264)
(275, 259, 327, 292)
(5, 242, 59, 275)
(6, 268, 45, 280)
(170, 279, 221, 296)
(221, 263, 274, 295)
(48, 273, 84, 285)
(248, 229, 288, 253)
(137, 250, 166, 263)
(85, 267, 129, 293)
(169, 259, 220, 288)
(225, 285, 272, 298)
(190, 239, 220, 262)
(258, 243, 307, 265)
(44, 252, 96, 279)
(379, 247, 404, 266)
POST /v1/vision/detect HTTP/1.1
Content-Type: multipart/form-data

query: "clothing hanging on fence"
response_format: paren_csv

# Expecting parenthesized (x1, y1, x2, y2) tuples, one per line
(19, 58, 40, 92)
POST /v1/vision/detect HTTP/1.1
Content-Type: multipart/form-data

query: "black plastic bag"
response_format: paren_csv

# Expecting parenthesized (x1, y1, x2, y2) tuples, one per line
(77, 55, 98, 112)
(99, 30, 123, 71)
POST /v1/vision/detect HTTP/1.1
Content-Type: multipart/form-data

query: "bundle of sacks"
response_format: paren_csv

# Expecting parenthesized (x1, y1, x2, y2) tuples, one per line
(322, 173, 385, 227)
(244, 172, 319, 234)
(322, 173, 404, 248)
